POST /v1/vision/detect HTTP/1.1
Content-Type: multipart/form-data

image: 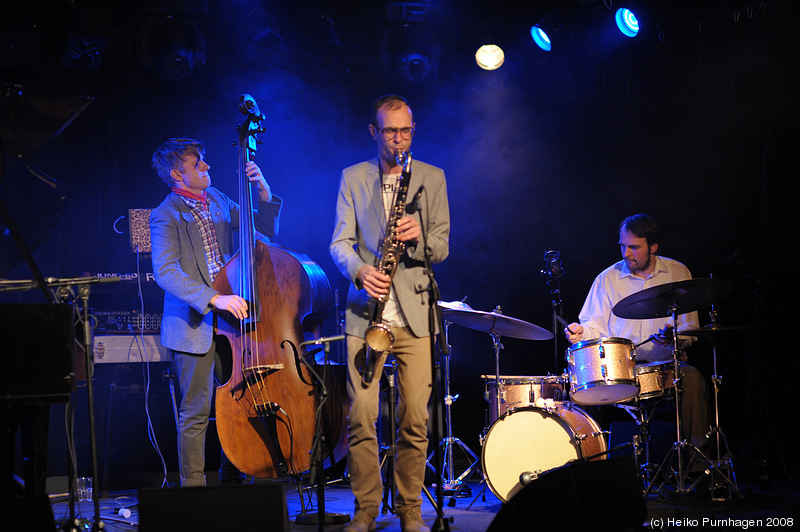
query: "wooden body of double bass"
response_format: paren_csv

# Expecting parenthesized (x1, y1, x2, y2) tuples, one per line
(213, 237, 340, 478)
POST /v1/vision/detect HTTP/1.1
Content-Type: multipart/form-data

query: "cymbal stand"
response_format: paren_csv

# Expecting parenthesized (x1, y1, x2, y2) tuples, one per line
(643, 303, 721, 498)
(703, 309, 743, 500)
(425, 321, 481, 504)
(465, 326, 505, 510)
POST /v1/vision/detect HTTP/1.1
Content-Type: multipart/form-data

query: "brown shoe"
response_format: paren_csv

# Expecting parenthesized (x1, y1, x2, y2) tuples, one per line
(344, 510, 376, 532)
(399, 508, 430, 532)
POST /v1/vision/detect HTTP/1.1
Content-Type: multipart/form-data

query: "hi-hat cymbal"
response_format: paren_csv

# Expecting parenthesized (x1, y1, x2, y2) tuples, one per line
(438, 301, 554, 341)
(678, 323, 751, 337)
(612, 278, 735, 320)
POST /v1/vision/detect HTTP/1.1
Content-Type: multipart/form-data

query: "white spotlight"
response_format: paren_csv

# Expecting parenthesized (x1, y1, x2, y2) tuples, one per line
(475, 44, 504, 71)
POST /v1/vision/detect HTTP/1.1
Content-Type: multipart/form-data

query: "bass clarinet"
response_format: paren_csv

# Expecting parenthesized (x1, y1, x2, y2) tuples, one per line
(362, 149, 413, 386)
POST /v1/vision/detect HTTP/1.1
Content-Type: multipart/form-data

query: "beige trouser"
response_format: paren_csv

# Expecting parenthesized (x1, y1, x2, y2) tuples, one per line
(346, 328, 433, 517)
(679, 364, 710, 449)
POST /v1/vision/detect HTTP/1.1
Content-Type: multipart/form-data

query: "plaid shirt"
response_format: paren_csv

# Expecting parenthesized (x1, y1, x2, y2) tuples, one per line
(177, 193, 225, 281)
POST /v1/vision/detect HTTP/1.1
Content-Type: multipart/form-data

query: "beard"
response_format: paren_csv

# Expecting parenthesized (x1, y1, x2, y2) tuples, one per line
(626, 255, 653, 274)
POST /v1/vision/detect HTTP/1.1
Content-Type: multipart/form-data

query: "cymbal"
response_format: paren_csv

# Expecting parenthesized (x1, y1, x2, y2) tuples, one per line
(612, 278, 734, 320)
(678, 323, 751, 338)
(438, 301, 554, 341)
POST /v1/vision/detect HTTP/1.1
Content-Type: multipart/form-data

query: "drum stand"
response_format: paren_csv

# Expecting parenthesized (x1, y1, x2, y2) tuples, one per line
(618, 399, 661, 488)
(425, 321, 481, 504)
(700, 310, 743, 501)
(642, 305, 740, 499)
(465, 330, 506, 510)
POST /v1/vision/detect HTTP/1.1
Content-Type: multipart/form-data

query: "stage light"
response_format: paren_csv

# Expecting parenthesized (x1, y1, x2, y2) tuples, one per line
(380, 24, 441, 82)
(530, 25, 552, 52)
(137, 17, 207, 81)
(475, 44, 504, 71)
(615, 7, 640, 38)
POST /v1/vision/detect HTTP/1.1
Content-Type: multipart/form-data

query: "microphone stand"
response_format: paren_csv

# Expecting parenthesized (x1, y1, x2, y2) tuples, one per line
(294, 335, 350, 531)
(410, 197, 451, 532)
(540, 252, 567, 375)
(50, 276, 119, 532)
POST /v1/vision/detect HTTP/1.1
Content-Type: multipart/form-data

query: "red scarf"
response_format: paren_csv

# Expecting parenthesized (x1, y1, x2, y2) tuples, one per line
(171, 187, 208, 205)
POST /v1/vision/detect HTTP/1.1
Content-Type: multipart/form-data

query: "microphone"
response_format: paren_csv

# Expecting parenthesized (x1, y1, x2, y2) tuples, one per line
(541, 250, 564, 279)
(405, 185, 424, 214)
(299, 335, 346, 347)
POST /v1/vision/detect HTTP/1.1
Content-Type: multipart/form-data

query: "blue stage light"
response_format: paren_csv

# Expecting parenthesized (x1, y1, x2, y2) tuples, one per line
(615, 8, 639, 38)
(530, 25, 552, 52)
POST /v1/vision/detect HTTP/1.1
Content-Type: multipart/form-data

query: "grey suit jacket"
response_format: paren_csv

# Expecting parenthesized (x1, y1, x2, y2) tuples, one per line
(330, 157, 450, 338)
(150, 188, 282, 354)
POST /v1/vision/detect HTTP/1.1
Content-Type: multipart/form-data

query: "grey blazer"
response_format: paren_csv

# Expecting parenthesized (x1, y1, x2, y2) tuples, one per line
(330, 157, 450, 338)
(150, 188, 282, 354)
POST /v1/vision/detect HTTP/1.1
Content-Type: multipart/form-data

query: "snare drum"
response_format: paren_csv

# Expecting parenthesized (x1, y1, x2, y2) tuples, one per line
(482, 375, 568, 424)
(634, 360, 677, 401)
(481, 403, 606, 502)
(566, 337, 638, 405)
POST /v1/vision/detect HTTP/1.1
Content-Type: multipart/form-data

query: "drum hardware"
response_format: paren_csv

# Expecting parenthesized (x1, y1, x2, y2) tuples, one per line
(424, 319, 481, 504)
(616, 399, 667, 488)
(437, 300, 553, 508)
(614, 277, 741, 498)
(677, 306, 748, 501)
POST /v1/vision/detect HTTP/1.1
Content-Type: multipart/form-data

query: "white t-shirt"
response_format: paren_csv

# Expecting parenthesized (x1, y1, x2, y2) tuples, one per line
(379, 173, 408, 328)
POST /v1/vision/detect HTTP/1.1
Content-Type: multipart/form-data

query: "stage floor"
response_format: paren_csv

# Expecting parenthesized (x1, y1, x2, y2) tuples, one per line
(44, 475, 800, 531)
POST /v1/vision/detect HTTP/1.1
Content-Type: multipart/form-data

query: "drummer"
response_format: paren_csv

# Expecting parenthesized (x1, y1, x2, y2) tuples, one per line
(564, 213, 710, 451)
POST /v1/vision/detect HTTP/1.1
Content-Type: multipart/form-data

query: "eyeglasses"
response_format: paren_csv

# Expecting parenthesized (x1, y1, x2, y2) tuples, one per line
(376, 126, 415, 139)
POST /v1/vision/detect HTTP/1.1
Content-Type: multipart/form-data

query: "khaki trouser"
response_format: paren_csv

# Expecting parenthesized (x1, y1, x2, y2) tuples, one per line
(346, 328, 432, 517)
(679, 364, 709, 449)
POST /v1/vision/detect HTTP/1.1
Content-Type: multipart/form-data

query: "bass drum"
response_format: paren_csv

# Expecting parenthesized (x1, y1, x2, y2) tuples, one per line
(481, 404, 606, 503)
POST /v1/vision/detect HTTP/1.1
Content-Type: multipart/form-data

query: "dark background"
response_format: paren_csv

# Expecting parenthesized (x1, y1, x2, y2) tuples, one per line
(2, 0, 798, 487)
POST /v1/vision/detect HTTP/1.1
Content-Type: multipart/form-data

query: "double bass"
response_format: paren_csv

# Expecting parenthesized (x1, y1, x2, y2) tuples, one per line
(213, 94, 343, 478)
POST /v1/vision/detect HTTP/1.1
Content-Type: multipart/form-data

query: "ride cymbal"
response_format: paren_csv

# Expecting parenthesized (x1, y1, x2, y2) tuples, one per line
(612, 278, 734, 320)
(438, 302, 553, 341)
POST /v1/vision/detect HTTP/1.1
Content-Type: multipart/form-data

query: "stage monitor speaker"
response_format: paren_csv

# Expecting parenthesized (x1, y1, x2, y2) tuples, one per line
(139, 483, 289, 532)
(1, 303, 73, 399)
(487, 457, 645, 532)
(2, 494, 55, 531)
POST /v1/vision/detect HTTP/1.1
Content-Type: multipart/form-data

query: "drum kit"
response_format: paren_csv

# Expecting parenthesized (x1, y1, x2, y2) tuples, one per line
(433, 277, 745, 504)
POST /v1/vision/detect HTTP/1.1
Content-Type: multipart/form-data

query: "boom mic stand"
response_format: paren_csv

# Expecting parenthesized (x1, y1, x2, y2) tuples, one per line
(294, 335, 350, 531)
(51, 276, 120, 532)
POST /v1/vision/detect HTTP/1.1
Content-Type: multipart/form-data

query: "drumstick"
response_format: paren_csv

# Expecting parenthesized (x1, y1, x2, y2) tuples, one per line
(554, 314, 577, 335)
(635, 336, 655, 348)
